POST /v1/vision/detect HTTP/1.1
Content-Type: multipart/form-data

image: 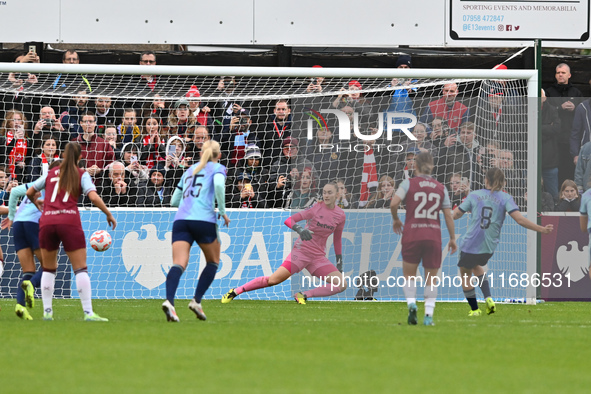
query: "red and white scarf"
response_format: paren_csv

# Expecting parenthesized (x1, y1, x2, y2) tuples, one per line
(7, 131, 27, 178)
(41, 152, 59, 176)
(142, 135, 164, 169)
(358, 148, 378, 207)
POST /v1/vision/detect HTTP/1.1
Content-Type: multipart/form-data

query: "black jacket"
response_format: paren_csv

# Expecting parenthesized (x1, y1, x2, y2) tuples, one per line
(541, 102, 561, 169)
(545, 83, 583, 140)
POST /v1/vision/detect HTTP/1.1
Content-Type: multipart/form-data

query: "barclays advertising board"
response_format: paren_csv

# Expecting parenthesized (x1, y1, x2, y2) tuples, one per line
(1, 209, 529, 301)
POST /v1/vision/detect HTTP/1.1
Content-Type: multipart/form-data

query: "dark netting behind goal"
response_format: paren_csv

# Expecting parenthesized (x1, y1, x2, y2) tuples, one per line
(0, 64, 536, 301)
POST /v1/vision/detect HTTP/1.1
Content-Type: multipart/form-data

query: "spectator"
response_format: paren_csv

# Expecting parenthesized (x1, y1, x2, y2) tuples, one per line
(75, 112, 115, 180)
(365, 175, 395, 209)
(261, 99, 292, 167)
(335, 179, 352, 209)
(46, 50, 94, 110)
(429, 117, 451, 149)
(230, 143, 265, 197)
(185, 125, 210, 163)
(163, 136, 189, 190)
(120, 142, 149, 188)
(29, 136, 60, 181)
(166, 99, 196, 140)
(265, 137, 315, 209)
(305, 65, 325, 94)
(117, 108, 141, 144)
(0, 165, 18, 205)
(186, 85, 212, 128)
(32, 106, 65, 152)
(103, 124, 121, 158)
(140, 116, 166, 169)
(60, 88, 89, 143)
(5, 112, 33, 183)
(94, 95, 118, 135)
(138, 51, 159, 91)
(8, 51, 39, 89)
(221, 108, 255, 168)
(136, 166, 172, 207)
(332, 80, 371, 119)
(449, 173, 470, 209)
(541, 89, 562, 200)
(96, 161, 138, 207)
(211, 76, 240, 135)
(575, 140, 591, 192)
(352, 139, 380, 208)
(435, 121, 482, 190)
(291, 167, 317, 209)
(401, 122, 435, 154)
(545, 63, 582, 185)
(141, 91, 168, 123)
(394, 147, 419, 187)
(302, 125, 343, 186)
(421, 82, 469, 133)
(0, 109, 28, 163)
(476, 85, 527, 166)
(230, 173, 265, 209)
(571, 96, 591, 166)
(491, 148, 526, 208)
(383, 54, 417, 142)
(555, 179, 581, 212)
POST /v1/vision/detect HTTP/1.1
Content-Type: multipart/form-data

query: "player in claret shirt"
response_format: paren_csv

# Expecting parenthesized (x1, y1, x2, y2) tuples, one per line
(26, 142, 116, 321)
(222, 182, 347, 304)
(453, 167, 553, 317)
(391, 151, 457, 326)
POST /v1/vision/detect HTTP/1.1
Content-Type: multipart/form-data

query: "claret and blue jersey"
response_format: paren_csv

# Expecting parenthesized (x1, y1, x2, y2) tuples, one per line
(457, 189, 519, 255)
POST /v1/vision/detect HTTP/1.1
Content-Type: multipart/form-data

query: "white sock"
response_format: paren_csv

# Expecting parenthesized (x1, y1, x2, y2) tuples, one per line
(76, 271, 93, 315)
(424, 285, 438, 316)
(403, 278, 417, 306)
(41, 271, 56, 314)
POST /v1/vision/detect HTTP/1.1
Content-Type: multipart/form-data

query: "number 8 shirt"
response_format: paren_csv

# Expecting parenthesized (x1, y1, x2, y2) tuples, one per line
(396, 175, 451, 246)
(457, 189, 519, 254)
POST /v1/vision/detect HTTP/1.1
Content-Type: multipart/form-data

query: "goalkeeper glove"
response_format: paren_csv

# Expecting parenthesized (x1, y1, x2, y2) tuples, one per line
(292, 223, 314, 241)
(336, 254, 343, 273)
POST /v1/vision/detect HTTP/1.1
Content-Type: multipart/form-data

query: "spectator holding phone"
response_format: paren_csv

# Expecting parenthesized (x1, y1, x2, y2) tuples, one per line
(449, 173, 470, 209)
(230, 173, 264, 209)
(32, 106, 65, 152)
(120, 142, 149, 189)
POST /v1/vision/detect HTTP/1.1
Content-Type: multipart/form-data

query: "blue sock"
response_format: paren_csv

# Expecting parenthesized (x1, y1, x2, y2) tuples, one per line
(17, 272, 34, 307)
(194, 262, 219, 303)
(31, 269, 42, 288)
(166, 265, 185, 306)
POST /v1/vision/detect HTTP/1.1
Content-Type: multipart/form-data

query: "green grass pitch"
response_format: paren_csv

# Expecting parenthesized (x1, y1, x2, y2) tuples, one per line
(0, 299, 589, 393)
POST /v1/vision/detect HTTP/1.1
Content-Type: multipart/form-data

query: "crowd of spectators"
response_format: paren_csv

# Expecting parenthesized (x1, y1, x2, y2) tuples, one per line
(0, 50, 584, 212)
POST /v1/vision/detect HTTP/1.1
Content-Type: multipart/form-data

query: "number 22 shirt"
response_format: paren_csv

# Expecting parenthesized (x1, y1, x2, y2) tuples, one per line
(395, 175, 451, 245)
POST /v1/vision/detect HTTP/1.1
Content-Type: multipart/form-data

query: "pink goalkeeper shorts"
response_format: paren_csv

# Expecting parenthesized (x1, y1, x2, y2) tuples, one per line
(280, 251, 339, 277)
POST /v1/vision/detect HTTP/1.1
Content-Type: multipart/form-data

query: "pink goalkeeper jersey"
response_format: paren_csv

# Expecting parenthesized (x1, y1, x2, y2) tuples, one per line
(292, 202, 346, 257)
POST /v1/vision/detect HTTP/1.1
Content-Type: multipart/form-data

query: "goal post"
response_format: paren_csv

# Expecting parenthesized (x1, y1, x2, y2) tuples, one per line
(0, 62, 538, 302)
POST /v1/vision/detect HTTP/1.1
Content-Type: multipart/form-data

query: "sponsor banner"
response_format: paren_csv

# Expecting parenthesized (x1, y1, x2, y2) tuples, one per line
(540, 215, 591, 301)
(78, 209, 529, 301)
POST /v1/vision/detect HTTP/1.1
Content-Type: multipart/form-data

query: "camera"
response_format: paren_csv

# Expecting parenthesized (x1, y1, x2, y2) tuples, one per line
(238, 117, 249, 126)
(44, 118, 54, 128)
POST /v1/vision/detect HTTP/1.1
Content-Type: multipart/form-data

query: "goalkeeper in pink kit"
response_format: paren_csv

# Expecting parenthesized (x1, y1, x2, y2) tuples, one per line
(222, 182, 347, 304)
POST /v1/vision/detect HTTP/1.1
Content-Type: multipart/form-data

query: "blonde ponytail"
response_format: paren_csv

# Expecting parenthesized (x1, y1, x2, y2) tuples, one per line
(193, 139, 221, 175)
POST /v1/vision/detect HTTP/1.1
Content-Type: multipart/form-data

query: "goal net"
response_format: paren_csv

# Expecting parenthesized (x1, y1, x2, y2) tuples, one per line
(0, 63, 538, 302)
